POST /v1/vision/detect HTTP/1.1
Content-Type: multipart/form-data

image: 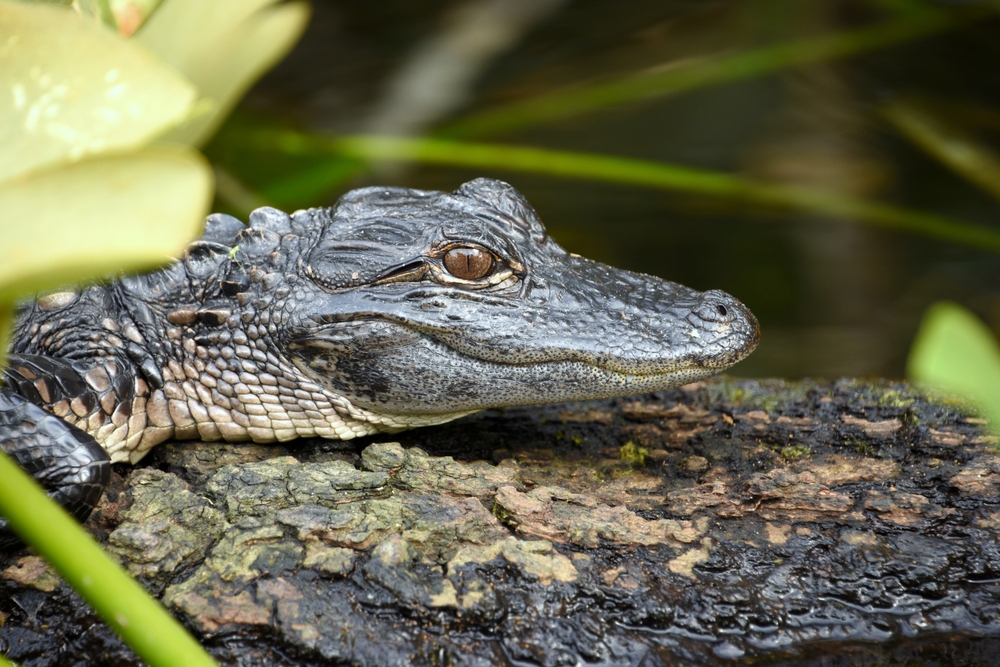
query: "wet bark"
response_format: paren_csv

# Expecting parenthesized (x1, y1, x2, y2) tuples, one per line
(3, 378, 1000, 666)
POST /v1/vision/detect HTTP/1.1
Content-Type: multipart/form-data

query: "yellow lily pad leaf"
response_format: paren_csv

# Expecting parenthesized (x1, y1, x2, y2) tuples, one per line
(908, 301, 1000, 429)
(0, 145, 212, 301)
(0, 1, 196, 183)
(136, 0, 309, 147)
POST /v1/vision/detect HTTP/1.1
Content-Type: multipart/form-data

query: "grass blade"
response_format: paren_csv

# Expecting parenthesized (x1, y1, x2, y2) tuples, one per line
(440, 10, 973, 138)
(250, 131, 1000, 253)
(880, 99, 1000, 204)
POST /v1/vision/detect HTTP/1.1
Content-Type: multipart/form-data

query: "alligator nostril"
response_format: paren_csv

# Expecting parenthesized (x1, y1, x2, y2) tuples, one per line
(689, 290, 745, 325)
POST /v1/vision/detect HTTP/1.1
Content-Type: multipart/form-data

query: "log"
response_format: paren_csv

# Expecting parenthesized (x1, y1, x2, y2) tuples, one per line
(2, 378, 1000, 666)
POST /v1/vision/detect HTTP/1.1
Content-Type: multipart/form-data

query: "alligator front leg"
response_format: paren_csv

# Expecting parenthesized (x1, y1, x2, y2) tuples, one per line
(0, 390, 111, 550)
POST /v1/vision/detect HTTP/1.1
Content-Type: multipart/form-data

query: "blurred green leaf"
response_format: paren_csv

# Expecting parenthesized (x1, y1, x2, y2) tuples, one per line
(0, 1, 196, 183)
(908, 302, 1000, 431)
(136, 0, 310, 147)
(0, 145, 212, 302)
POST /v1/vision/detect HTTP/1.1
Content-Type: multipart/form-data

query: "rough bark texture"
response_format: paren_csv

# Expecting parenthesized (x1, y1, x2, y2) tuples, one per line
(2, 378, 1000, 666)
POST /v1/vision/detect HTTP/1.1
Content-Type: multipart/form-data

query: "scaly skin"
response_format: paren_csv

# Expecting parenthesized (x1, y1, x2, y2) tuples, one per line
(0, 178, 758, 546)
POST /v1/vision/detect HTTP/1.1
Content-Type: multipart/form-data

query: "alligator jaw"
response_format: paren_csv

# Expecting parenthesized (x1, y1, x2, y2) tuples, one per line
(288, 285, 759, 417)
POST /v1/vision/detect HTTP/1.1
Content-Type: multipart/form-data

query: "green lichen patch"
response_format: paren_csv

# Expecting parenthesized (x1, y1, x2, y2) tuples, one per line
(302, 544, 356, 577)
(778, 444, 810, 460)
(398, 493, 509, 559)
(275, 498, 405, 550)
(361, 442, 521, 497)
(363, 534, 459, 608)
(448, 536, 578, 585)
(106, 469, 228, 583)
(619, 440, 649, 466)
(152, 441, 294, 484)
(205, 519, 304, 584)
(206, 456, 390, 520)
(163, 518, 305, 633)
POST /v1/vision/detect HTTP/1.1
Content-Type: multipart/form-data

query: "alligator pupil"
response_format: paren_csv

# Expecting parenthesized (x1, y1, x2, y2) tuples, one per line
(444, 247, 494, 280)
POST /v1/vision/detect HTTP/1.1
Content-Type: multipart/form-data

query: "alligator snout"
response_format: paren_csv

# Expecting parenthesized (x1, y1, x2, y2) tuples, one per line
(691, 289, 758, 331)
(687, 289, 760, 368)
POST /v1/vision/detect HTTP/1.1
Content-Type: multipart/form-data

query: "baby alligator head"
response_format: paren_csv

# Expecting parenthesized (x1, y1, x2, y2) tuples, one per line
(283, 178, 759, 419)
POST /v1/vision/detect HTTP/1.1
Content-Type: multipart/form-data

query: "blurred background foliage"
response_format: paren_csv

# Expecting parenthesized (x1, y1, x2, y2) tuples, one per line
(204, 0, 1000, 385)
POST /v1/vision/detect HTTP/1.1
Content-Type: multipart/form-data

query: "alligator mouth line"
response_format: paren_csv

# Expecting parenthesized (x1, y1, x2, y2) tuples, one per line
(298, 318, 757, 383)
(411, 326, 759, 377)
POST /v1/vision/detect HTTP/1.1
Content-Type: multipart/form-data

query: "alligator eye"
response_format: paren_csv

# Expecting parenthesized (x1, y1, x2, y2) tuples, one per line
(443, 247, 494, 280)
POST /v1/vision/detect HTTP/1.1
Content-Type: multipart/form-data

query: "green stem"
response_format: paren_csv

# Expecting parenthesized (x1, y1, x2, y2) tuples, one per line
(0, 452, 219, 667)
(258, 131, 1000, 253)
(439, 9, 972, 138)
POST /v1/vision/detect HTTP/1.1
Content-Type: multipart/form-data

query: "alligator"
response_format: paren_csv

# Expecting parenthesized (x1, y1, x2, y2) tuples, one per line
(0, 178, 758, 546)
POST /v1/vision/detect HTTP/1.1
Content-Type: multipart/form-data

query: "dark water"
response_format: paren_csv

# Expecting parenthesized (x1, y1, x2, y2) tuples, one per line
(216, 0, 1000, 380)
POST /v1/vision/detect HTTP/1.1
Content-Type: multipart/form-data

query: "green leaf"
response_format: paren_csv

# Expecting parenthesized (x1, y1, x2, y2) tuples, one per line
(908, 301, 1000, 429)
(0, 145, 212, 301)
(136, 0, 310, 147)
(0, 1, 196, 183)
